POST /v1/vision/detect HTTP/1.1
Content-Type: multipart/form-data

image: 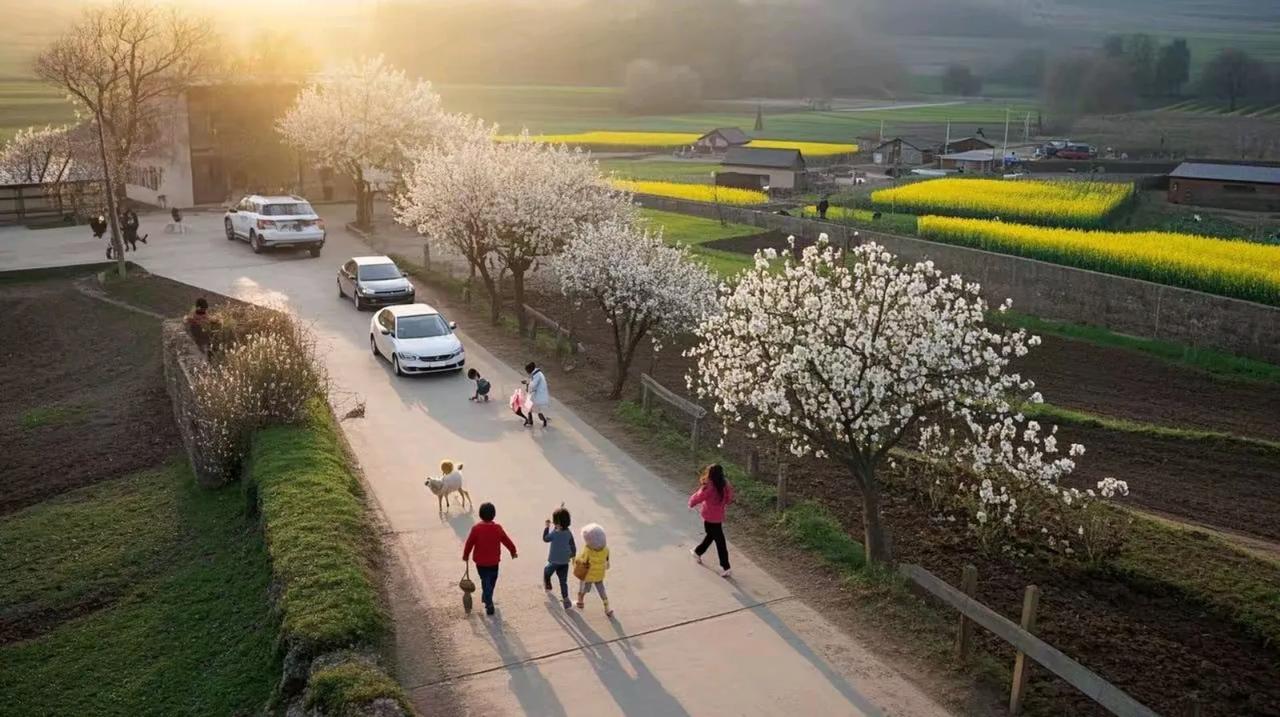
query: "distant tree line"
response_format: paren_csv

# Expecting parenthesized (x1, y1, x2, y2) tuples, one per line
(372, 0, 907, 110)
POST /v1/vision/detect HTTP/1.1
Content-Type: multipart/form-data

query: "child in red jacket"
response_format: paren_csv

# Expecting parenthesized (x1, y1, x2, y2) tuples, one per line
(463, 502, 518, 615)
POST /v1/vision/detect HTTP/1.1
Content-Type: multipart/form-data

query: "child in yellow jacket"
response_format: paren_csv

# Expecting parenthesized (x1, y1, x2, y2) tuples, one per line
(574, 523, 612, 616)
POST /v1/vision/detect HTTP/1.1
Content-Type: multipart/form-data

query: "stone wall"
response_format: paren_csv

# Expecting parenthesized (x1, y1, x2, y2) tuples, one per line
(635, 195, 1280, 365)
(160, 320, 229, 488)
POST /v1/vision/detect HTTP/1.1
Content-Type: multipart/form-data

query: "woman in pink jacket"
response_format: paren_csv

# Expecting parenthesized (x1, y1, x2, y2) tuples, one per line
(689, 463, 734, 577)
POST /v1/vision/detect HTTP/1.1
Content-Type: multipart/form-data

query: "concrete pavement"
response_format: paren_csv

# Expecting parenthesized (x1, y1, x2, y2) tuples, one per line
(0, 210, 954, 717)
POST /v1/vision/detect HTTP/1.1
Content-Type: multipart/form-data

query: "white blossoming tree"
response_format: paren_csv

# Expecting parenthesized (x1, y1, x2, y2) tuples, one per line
(0, 123, 100, 215)
(559, 217, 719, 398)
(687, 237, 1095, 564)
(396, 130, 630, 330)
(277, 56, 454, 228)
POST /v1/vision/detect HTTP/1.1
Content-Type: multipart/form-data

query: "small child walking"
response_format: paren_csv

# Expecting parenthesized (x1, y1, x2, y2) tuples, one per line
(574, 523, 612, 616)
(542, 506, 576, 609)
(462, 502, 518, 616)
(466, 368, 491, 402)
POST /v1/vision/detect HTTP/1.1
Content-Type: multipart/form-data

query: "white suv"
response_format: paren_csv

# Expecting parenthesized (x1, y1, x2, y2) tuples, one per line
(224, 194, 326, 257)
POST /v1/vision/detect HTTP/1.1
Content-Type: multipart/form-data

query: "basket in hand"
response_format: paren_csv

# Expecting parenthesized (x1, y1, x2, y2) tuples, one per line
(459, 566, 477, 614)
(573, 557, 589, 581)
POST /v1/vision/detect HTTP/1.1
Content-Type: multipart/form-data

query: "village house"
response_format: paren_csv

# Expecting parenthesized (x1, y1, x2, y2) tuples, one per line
(942, 136, 994, 154)
(938, 149, 999, 173)
(693, 127, 750, 154)
(1167, 160, 1280, 212)
(717, 146, 806, 190)
(869, 137, 937, 167)
(127, 79, 353, 209)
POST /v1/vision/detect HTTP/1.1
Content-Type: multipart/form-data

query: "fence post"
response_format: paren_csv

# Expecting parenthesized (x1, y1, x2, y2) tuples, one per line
(956, 564, 978, 661)
(747, 449, 760, 478)
(641, 380, 651, 412)
(691, 416, 701, 455)
(1009, 585, 1041, 715)
(422, 242, 431, 272)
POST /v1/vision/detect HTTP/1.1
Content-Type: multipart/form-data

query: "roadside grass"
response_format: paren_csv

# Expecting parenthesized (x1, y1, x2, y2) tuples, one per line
(637, 208, 757, 277)
(0, 460, 277, 717)
(992, 311, 1280, 384)
(245, 403, 387, 665)
(19, 403, 87, 430)
(1026, 402, 1280, 453)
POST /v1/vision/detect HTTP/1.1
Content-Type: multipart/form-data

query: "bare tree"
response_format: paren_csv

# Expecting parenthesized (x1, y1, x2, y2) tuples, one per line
(35, 0, 213, 276)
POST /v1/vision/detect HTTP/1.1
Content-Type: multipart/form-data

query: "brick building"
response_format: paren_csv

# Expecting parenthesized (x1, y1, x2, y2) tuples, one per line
(1167, 161, 1280, 212)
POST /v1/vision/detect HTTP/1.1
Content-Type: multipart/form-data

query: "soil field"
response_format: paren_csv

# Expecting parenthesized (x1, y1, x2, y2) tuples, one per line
(0, 276, 179, 514)
(400, 259, 1280, 717)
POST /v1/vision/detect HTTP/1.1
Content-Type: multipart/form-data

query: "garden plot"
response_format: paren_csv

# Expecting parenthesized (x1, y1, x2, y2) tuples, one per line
(871, 178, 1135, 228)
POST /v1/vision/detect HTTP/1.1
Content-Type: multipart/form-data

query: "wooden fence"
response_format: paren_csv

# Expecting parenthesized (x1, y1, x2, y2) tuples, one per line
(0, 180, 102, 225)
(639, 373, 706, 453)
(899, 563, 1163, 717)
(522, 303, 583, 356)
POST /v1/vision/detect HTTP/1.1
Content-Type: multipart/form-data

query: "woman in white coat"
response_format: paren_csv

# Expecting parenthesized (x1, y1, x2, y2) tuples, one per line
(521, 362, 550, 428)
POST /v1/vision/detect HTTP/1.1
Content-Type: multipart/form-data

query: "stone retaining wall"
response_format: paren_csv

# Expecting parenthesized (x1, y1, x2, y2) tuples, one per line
(160, 320, 229, 488)
(636, 194, 1280, 364)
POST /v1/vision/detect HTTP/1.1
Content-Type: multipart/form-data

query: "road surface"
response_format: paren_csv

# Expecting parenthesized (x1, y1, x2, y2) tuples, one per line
(0, 209, 954, 717)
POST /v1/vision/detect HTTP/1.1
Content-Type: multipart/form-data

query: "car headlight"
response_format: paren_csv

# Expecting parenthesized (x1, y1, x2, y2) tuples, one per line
(356, 286, 368, 295)
(396, 351, 416, 360)
(451, 347, 465, 358)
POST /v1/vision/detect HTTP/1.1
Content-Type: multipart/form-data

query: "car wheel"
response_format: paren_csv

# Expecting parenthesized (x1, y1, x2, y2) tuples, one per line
(354, 294, 365, 311)
(225, 219, 235, 241)
(370, 334, 379, 357)
(392, 355, 404, 377)
(250, 231, 263, 254)
(309, 246, 321, 258)
(337, 279, 345, 298)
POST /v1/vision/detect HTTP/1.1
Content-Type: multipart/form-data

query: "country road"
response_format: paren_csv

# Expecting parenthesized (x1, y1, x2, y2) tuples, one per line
(1, 207, 955, 717)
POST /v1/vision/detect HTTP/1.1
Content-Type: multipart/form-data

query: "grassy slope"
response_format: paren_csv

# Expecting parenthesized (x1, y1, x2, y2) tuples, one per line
(0, 461, 277, 717)
(638, 207, 758, 278)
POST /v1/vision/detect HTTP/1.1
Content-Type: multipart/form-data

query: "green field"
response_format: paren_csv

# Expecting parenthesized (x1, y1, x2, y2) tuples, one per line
(598, 159, 721, 182)
(0, 460, 277, 716)
(0, 78, 77, 142)
(639, 207, 757, 278)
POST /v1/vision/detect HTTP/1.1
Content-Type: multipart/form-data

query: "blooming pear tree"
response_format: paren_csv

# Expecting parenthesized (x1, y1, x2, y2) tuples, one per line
(0, 123, 99, 214)
(277, 56, 454, 228)
(559, 217, 719, 398)
(397, 130, 630, 329)
(686, 236, 1109, 564)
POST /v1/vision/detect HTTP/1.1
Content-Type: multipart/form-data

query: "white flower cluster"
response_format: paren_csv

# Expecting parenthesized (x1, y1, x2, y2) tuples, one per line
(395, 127, 632, 314)
(686, 236, 1131, 560)
(557, 217, 719, 395)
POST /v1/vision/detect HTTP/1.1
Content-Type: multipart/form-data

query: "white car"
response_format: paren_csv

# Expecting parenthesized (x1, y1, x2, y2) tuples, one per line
(370, 303, 465, 376)
(224, 194, 326, 257)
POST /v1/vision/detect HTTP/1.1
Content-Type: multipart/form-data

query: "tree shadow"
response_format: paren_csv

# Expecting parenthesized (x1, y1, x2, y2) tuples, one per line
(471, 612, 569, 717)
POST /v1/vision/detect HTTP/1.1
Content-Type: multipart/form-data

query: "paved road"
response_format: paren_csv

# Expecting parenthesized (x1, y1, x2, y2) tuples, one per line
(1, 210, 953, 717)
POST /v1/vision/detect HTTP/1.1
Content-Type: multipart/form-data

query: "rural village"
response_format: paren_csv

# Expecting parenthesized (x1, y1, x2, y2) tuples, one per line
(1, 1, 1279, 716)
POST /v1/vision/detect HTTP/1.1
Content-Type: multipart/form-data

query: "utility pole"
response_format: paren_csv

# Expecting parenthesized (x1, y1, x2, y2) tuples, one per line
(1002, 108, 1011, 170)
(1023, 111, 1031, 143)
(879, 119, 884, 144)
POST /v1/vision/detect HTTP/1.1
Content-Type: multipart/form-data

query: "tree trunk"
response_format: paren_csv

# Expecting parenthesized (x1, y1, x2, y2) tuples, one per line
(94, 112, 126, 278)
(353, 170, 373, 229)
(512, 269, 527, 334)
(609, 352, 632, 400)
(858, 467, 893, 564)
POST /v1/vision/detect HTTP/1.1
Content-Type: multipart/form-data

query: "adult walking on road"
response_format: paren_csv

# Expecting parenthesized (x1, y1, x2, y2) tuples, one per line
(689, 464, 734, 577)
(519, 361, 550, 428)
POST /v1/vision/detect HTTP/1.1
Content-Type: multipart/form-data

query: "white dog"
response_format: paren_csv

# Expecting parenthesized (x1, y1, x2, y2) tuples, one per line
(424, 460, 471, 513)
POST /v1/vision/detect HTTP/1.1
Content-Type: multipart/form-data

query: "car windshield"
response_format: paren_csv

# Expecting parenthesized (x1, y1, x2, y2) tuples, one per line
(359, 263, 401, 281)
(396, 314, 449, 339)
(261, 202, 314, 216)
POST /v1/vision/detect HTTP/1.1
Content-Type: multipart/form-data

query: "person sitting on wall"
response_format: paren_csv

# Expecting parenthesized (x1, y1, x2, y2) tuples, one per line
(184, 298, 220, 352)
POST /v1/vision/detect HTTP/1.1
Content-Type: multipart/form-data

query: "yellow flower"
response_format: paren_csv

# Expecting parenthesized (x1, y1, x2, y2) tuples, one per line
(609, 179, 767, 206)
(872, 178, 1134, 228)
(746, 140, 858, 157)
(498, 131, 701, 148)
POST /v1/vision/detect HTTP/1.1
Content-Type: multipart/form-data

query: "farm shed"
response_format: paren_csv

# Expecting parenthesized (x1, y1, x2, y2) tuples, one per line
(939, 149, 999, 174)
(1167, 161, 1280, 212)
(943, 136, 994, 154)
(720, 147, 807, 190)
(694, 127, 750, 154)
(871, 137, 937, 167)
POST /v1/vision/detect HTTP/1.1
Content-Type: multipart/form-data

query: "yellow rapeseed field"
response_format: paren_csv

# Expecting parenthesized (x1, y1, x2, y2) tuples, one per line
(872, 178, 1134, 228)
(918, 215, 1280, 306)
(610, 179, 768, 206)
(503, 131, 702, 148)
(746, 139, 858, 157)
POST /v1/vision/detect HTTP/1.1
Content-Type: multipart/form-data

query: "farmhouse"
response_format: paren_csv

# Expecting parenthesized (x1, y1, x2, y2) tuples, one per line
(693, 127, 750, 154)
(939, 149, 998, 174)
(942, 136, 994, 154)
(870, 137, 937, 167)
(718, 147, 806, 190)
(1167, 161, 1280, 212)
(126, 79, 353, 208)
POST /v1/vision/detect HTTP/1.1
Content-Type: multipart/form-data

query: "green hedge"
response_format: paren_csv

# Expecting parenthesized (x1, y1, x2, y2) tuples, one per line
(245, 403, 385, 665)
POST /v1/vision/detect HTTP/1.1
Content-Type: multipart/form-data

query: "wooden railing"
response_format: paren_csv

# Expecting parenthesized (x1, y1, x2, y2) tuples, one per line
(899, 563, 1162, 717)
(639, 373, 707, 453)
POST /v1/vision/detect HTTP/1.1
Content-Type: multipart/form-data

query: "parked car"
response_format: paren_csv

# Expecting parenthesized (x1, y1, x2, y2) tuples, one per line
(1055, 144, 1096, 160)
(224, 194, 326, 256)
(338, 256, 415, 310)
(369, 303, 465, 376)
